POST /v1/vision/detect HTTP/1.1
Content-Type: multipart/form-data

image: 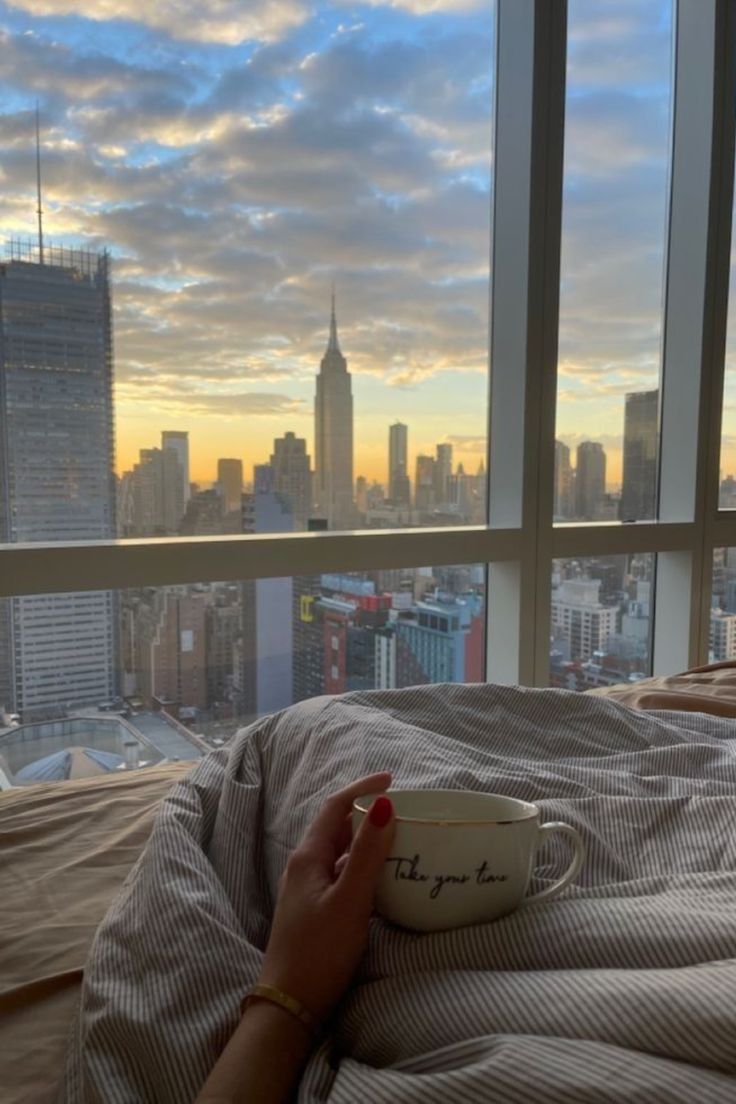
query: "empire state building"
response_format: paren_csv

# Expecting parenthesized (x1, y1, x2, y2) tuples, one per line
(314, 292, 354, 529)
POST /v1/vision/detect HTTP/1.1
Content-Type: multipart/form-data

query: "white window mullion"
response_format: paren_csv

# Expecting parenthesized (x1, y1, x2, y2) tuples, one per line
(487, 0, 567, 686)
(0, 527, 523, 598)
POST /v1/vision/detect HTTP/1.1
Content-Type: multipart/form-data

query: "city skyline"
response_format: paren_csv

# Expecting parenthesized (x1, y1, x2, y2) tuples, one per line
(116, 297, 489, 511)
(0, 1, 715, 490)
(0, 239, 489, 731)
(4, 0, 736, 773)
(0, 244, 721, 731)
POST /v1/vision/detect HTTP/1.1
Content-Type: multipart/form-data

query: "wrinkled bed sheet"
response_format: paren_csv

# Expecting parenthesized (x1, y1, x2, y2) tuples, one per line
(0, 762, 192, 1104)
(590, 659, 736, 717)
(58, 683, 736, 1103)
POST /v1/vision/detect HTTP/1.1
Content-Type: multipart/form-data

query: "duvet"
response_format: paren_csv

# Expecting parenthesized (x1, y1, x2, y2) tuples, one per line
(59, 683, 736, 1102)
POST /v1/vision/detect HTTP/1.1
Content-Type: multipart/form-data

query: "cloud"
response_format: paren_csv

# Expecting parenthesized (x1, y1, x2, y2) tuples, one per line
(0, 0, 675, 476)
(340, 0, 484, 12)
(0, 30, 194, 103)
(3, 0, 308, 44)
(567, 0, 672, 89)
(443, 434, 486, 451)
(556, 431, 623, 450)
(563, 93, 670, 179)
(553, 1, 671, 427)
(115, 385, 307, 420)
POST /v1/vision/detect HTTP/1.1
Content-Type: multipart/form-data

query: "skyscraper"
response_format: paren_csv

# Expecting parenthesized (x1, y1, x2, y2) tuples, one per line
(710, 609, 736, 661)
(293, 518, 328, 705)
(270, 431, 312, 530)
(161, 430, 190, 508)
(388, 422, 410, 505)
(575, 441, 606, 520)
(217, 458, 243, 515)
(620, 389, 658, 521)
(123, 445, 184, 536)
(179, 488, 227, 535)
(395, 593, 484, 685)
(554, 439, 574, 519)
(434, 442, 453, 505)
(240, 489, 294, 717)
(415, 455, 436, 512)
(355, 476, 368, 515)
(0, 245, 117, 718)
(148, 589, 208, 712)
(551, 577, 618, 662)
(314, 291, 354, 530)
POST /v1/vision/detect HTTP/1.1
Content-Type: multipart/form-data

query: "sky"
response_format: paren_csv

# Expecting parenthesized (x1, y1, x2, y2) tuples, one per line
(0, 0, 717, 491)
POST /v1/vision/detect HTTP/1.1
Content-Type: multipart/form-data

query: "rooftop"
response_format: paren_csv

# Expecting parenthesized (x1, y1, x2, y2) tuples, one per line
(0, 709, 204, 788)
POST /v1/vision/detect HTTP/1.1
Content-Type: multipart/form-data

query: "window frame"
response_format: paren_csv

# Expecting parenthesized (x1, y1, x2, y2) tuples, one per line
(1, 0, 735, 689)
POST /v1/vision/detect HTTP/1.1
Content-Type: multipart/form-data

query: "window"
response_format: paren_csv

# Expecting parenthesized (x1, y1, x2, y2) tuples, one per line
(710, 549, 736, 661)
(720, 181, 736, 508)
(0, 1, 494, 544)
(0, 564, 486, 783)
(555, 0, 673, 524)
(2, 1, 736, 785)
(550, 554, 654, 690)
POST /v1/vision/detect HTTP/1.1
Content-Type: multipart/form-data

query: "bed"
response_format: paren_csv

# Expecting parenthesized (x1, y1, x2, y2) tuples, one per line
(1, 762, 192, 1104)
(4, 668, 736, 1103)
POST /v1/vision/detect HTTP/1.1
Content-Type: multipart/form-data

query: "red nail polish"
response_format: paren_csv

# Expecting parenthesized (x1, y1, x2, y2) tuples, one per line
(369, 795, 392, 828)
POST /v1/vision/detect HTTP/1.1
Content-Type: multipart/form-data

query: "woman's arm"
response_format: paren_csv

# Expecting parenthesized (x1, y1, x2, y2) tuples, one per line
(194, 1000, 313, 1104)
(195, 772, 395, 1104)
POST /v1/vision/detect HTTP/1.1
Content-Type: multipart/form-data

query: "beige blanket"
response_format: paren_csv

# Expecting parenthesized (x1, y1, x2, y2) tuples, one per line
(0, 763, 190, 1104)
(588, 660, 736, 716)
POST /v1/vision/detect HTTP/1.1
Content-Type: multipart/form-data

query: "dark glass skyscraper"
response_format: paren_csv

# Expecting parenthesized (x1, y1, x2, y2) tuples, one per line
(388, 422, 410, 505)
(434, 442, 453, 506)
(0, 246, 118, 719)
(554, 439, 574, 519)
(575, 441, 606, 520)
(620, 389, 658, 521)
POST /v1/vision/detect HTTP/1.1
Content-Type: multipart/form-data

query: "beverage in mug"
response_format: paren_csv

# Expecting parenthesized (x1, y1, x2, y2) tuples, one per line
(352, 788, 585, 932)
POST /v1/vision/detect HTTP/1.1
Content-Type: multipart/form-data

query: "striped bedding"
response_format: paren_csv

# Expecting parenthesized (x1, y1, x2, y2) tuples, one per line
(59, 683, 736, 1102)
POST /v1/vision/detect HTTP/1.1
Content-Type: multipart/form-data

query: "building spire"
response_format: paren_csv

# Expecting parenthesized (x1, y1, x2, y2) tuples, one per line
(35, 102, 45, 265)
(327, 282, 341, 353)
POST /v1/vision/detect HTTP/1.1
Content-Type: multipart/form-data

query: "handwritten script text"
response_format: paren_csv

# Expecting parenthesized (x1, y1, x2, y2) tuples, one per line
(385, 854, 509, 900)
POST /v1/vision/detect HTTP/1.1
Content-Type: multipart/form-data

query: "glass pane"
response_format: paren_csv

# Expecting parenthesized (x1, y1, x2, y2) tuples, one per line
(710, 548, 736, 657)
(720, 183, 736, 505)
(550, 553, 654, 689)
(0, 563, 485, 784)
(554, 1, 672, 522)
(0, 3, 494, 545)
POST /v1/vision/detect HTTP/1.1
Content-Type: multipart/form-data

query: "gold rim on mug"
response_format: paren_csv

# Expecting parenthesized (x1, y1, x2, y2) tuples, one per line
(353, 792, 539, 827)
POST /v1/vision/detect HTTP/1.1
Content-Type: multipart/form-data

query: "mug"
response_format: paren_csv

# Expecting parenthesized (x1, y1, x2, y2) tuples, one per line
(352, 788, 585, 932)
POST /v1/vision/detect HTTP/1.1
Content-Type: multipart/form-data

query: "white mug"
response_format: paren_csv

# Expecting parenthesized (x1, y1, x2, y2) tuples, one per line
(352, 788, 585, 933)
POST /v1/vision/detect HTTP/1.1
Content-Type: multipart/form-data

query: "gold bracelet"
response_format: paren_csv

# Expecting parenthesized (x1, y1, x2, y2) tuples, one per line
(241, 984, 320, 1038)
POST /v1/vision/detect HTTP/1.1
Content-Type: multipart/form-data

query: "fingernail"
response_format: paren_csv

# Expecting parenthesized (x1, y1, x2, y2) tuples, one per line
(369, 796, 393, 828)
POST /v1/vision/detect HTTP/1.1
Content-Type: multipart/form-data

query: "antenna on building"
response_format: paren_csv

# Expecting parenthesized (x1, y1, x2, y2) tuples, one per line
(328, 281, 340, 352)
(35, 102, 45, 265)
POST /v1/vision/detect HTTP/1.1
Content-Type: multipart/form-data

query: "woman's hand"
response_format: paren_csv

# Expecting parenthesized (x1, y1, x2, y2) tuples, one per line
(257, 771, 395, 1025)
(195, 774, 394, 1104)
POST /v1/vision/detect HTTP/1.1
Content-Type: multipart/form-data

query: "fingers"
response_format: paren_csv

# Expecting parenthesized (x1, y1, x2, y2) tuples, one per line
(301, 772, 392, 861)
(335, 795, 395, 912)
(333, 812, 352, 860)
(333, 852, 349, 879)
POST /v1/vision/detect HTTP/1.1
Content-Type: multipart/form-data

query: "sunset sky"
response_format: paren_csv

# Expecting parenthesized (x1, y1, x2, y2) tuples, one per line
(1, 0, 731, 491)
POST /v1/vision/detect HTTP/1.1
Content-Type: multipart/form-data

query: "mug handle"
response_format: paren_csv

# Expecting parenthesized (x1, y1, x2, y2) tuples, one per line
(521, 822, 585, 907)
